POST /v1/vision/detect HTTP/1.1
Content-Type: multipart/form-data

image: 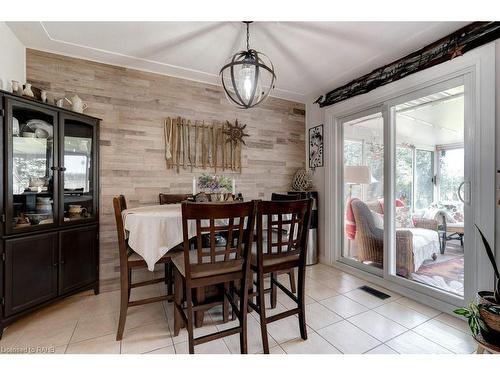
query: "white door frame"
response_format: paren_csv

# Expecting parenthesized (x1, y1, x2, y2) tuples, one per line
(324, 43, 496, 312)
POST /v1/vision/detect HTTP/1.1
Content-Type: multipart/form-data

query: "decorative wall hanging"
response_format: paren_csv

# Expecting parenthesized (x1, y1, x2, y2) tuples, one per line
(315, 22, 500, 108)
(309, 124, 323, 169)
(220, 21, 276, 109)
(164, 117, 246, 173)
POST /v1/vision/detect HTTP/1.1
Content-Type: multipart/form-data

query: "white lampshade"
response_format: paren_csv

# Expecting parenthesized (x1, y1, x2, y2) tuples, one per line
(344, 165, 373, 184)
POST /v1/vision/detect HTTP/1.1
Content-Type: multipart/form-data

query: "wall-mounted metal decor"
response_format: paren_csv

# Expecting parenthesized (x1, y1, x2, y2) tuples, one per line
(309, 124, 323, 169)
(315, 22, 500, 108)
(164, 117, 247, 173)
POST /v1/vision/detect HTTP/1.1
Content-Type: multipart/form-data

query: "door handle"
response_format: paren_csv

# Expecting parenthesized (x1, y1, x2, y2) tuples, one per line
(457, 181, 465, 203)
(458, 181, 471, 205)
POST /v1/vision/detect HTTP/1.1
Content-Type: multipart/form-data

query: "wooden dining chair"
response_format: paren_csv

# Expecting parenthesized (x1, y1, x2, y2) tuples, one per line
(113, 195, 174, 341)
(159, 193, 192, 290)
(172, 201, 256, 354)
(250, 198, 313, 354)
(268, 192, 302, 304)
(159, 193, 191, 205)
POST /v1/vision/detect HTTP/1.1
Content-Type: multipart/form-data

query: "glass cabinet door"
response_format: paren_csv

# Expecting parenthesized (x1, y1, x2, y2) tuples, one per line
(6, 99, 58, 233)
(60, 114, 97, 224)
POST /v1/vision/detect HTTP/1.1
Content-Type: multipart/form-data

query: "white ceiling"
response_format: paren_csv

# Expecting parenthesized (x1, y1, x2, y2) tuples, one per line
(344, 88, 464, 148)
(7, 21, 469, 103)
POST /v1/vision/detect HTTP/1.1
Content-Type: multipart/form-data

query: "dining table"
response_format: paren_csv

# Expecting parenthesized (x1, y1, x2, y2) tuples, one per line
(122, 202, 288, 269)
(122, 203, 188, 271)
(123, 203, 218, 327)
(123, 202, 248, 327)
(122, 202, 292, 326)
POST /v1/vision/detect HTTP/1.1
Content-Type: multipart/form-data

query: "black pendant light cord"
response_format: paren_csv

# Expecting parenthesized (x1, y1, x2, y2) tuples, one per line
(244, 21, 253, 51)
(246, 22, 250, 51)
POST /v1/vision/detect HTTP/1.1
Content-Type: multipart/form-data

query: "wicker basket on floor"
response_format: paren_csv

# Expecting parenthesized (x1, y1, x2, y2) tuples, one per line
(477, 291, 500, 345)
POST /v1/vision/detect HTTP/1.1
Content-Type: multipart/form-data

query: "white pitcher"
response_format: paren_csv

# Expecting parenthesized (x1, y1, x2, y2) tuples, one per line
(65, 94, 88, 113)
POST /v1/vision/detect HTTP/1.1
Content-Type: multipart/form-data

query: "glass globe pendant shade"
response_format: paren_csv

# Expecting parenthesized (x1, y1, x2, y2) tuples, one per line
(220, 49, 276, 109)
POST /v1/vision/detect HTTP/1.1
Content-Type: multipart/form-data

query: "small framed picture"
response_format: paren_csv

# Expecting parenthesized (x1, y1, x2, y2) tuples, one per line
(309, 124, 323, 169)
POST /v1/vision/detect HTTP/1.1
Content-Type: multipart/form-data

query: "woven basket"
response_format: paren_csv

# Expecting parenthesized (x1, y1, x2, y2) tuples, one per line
(480, 307, 500, 332)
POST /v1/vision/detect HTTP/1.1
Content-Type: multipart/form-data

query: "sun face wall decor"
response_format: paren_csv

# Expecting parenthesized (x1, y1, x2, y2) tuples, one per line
(223, 119, 249, 145)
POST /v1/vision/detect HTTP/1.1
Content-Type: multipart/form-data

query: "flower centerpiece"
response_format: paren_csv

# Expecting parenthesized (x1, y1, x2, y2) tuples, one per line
(197, 173, 234, 202)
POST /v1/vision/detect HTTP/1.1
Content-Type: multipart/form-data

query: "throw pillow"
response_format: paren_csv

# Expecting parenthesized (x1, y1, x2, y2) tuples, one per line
(395, 206, 414, 228)
(370, 210, 384, 229)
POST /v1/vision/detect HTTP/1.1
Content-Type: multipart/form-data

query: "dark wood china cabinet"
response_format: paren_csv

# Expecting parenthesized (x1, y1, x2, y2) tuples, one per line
(0, 91, 100, 338)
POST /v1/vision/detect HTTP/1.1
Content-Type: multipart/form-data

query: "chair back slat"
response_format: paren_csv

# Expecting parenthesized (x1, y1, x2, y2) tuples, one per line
(236, 215, 245, 258)
(113, 195, 129, 267)
(287, 212, 297, 252)
(182, 201, 256, 280)
(225, 217, 235, 261)
(159, 193, 190, 205)
(209, 218, 216, 263)
(277, 214, 283, 254)
(267, 213, 273, 254)
(196, 219, 203, 264)
(255, 199, 313, 263)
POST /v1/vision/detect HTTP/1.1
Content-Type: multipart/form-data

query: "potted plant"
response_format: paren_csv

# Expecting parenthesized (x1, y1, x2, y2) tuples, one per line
(454, 225, 500, 345)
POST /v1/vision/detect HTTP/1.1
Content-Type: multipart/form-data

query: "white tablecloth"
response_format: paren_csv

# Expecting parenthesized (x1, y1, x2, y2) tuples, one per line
(123, 204, 186, 271)
(123, 203, 293, 271)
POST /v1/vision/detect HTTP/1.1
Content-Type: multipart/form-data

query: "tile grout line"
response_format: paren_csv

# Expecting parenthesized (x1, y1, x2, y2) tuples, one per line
(408, 324, 464, 354)
(364, 343, 400, 354)
(399, 328, 454, 354)
(64, 320, 79, 354)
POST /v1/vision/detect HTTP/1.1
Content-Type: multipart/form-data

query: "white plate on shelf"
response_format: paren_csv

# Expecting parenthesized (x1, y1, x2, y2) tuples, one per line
(22, 120, 53, 139)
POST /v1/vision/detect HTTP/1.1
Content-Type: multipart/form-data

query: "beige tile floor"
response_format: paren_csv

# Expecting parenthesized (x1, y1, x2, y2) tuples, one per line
(0, 264, 477, 354)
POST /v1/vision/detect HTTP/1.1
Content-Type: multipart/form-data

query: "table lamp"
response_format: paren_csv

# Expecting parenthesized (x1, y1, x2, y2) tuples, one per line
(345, 165, 374, 199)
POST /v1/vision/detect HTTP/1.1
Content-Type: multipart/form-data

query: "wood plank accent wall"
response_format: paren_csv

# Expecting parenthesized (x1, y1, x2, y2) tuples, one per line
(26, 49, 305, 291)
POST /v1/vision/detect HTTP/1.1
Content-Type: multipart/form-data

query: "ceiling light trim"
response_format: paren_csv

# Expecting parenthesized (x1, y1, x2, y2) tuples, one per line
(40, 22, 220, 78)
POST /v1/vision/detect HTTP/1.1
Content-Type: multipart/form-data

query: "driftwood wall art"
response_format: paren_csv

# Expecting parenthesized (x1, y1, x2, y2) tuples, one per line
(315, 22, 500, 108)
(164, 117, 248, 173)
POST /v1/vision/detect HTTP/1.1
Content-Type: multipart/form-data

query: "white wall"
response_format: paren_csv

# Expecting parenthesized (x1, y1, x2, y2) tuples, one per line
(306, 100, 326, 262)
(0, 22, 25, 92)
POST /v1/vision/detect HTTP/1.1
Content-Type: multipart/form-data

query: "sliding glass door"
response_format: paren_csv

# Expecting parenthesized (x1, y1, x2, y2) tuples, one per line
(340, 109, 385, 275)
(336, 74, 471, 304)
(389, 77, 469, 301)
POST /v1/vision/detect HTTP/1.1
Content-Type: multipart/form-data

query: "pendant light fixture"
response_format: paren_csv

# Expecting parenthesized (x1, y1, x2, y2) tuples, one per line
(220, 21, 276, 109)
